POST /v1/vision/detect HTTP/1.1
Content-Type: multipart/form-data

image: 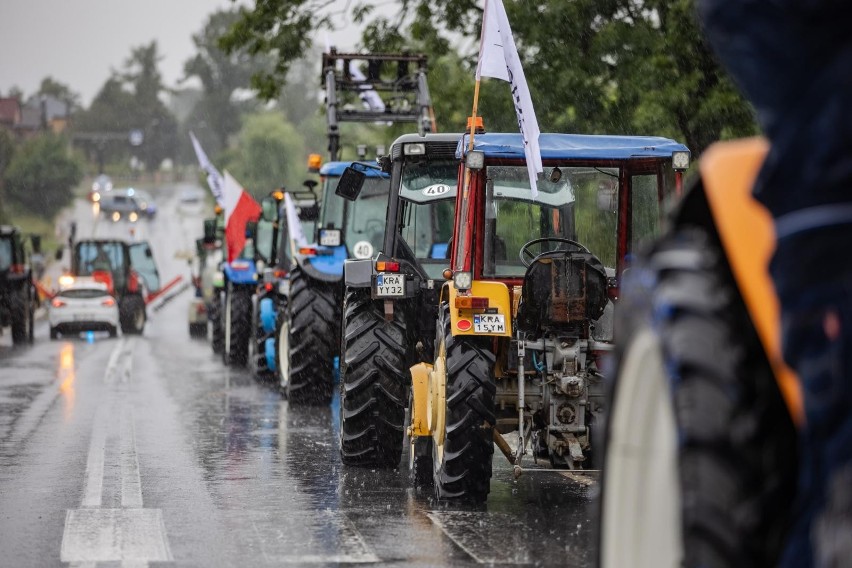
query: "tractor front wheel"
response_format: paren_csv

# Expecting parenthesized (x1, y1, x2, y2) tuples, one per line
(432, 304, 496, 502)
(339, 288, 409, 468)
(285, 265, 339, 405)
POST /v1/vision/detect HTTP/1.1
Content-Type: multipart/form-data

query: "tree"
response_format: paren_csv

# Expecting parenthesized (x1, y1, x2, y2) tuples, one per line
(183, 9, 270, 158)
(0, 127, 16, 220)
(4, 134, 83, 218)
(74, 41, 178, 172)
(36, 76, 82, 113)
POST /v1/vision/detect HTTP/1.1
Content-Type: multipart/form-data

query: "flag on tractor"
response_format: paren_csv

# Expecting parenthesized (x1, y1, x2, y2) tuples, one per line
(189, 131, 224, 205)
(476, 0, 542, 197)
(221, 171, 261, 263)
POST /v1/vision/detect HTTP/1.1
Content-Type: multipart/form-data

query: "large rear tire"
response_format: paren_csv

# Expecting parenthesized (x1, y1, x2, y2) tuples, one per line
(10, 288, 30, 345)
(433, 304, 496, 502)
(209, 292, 224, 354)
(223, 285, 251, 367)
(339, 288, 408, 468)
(119, 293, 146, 335)
(599, 230, 797, 568)
(286, 265, 339, 405)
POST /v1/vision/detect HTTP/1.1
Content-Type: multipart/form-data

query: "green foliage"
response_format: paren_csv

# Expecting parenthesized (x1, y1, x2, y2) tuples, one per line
(4, 134, 83, 218)
(220, 112, 309, 197)
(36, 77, 81, 112)
(219, 0, 334, 100)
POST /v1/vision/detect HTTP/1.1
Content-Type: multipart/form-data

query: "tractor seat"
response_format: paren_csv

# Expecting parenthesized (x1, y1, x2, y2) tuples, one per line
(515, 251, 608, 335)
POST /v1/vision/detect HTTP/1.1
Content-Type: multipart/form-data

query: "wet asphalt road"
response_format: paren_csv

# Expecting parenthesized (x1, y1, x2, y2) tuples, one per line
(0, 185, 595, 567)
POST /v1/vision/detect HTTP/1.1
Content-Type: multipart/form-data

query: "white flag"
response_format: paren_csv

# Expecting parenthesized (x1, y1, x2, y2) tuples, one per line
(476, 0, 542, 197)
(283, 193, 309, 248)
(189, 131, 224, 205)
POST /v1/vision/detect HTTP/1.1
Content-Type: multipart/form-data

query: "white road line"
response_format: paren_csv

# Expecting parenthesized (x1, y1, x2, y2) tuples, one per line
(80, 407, 107, 508)
(104, 337, 128, 384)
(120, 404, 143, 508)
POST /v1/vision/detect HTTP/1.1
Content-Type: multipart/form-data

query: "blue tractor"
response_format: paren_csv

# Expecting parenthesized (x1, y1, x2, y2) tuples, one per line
(248, 187, 318, 382)
(279, 161, 390, 404)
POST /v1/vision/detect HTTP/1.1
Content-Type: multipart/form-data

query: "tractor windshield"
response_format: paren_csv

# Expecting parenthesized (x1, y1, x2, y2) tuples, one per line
(75, 242, 127, 289)
(398, 160, 458, 277)
(321, 176, 389, 258)
(482, 165, 619, 277)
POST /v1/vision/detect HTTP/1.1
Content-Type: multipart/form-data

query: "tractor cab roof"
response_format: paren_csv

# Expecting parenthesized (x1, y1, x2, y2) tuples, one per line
(0, 225, 20, 237)
(457, 133, 689, 161)
(319, 161, 389, 178)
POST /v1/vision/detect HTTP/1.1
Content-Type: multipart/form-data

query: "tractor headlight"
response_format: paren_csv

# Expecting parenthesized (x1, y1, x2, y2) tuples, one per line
(453, 271, 472, 290)
(672, 150, 691, 171)
(404, 143, 426, 156)
(466, 151, 485, 171)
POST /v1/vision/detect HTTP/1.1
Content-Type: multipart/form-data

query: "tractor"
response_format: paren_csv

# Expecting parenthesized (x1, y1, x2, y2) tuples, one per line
(279, 161, 389, 404)
(70, 238, 160, 335)
(247, 187, 318, 382)
(0, 225, 36, 344)
(188, 215, 225, 339)
(335, 132, 461, 468)
(406, 132, 690, 502)
(597, 138, 800, 568)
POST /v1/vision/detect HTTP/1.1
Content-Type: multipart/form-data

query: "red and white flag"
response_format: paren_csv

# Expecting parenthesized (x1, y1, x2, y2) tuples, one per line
(222, 170, 261, 262)
(476, 0, 542, 197)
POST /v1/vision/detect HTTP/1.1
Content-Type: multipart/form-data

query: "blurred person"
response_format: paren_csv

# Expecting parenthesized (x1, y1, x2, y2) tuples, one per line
(699, 2, 852, 566)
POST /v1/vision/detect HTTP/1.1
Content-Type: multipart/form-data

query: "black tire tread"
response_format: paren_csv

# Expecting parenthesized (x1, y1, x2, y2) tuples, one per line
(434, 303, 496, 502)
(224, 288, 251, 367)
(286, 265, 339, 405)
(339, 287, 409, 467)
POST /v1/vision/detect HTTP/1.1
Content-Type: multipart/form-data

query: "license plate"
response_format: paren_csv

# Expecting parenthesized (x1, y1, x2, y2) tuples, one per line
(474, 314, 505, 333)
(74, 314, 94, 321)
(375, 274, 404, 297)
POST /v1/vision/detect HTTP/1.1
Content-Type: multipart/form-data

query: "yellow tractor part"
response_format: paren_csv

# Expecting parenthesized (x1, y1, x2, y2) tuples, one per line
(700, 137, 803, 425)
(448, 280, 513, 337)
(409, 362, 432, 437)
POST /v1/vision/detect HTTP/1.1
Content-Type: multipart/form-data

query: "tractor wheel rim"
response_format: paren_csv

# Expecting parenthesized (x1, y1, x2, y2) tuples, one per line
(430, 339, 447, 466)
(278, 319, 290, 388)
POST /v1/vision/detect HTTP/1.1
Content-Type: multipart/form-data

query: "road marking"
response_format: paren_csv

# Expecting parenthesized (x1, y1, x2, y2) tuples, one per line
(427, 511, 534, 565)
(120, 404, 143, 508)
(62, 337, 172, 565)
(61, 508, 172, 563)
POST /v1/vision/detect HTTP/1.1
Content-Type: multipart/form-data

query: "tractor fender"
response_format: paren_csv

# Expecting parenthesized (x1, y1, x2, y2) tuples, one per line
(295, 253, 344, 283)
(409, 362, 433, 437)
(343, 258, 373, 288)
(688, 137, 802, 425)
(223, 259, 257, 285)
(259, 297, 277, 334)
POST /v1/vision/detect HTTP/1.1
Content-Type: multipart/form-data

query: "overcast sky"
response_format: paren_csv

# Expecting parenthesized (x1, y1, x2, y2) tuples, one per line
(0, 0, 364, 106)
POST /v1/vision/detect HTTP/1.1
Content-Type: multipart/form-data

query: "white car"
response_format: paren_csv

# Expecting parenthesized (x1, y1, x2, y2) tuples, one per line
(49, 278, 119, 339)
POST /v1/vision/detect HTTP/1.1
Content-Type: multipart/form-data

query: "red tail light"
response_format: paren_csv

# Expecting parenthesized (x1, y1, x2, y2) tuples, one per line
(376, 261, 400, 272)
(9, 264, 25, 275)
(299, 247, 317, 256)
(51, 299, 66, 308)
(264, 282, 274, 292)
(454, 296, 489, 309)
(101, 297, 116, 307)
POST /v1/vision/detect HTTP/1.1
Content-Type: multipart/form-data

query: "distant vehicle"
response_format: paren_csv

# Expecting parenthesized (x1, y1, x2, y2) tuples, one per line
(90, 174, 113, 203)
(48, 277, 119, 339)
(98, 190, 146, 222)
(131, 189, 157, 218)
(0, 225, 36, 344)
(178, 188, 205, 215)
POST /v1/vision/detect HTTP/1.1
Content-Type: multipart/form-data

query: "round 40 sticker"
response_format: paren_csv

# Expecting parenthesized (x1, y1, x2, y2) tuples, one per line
(422, 184, 452, 197)
(352, 240, 374, 259)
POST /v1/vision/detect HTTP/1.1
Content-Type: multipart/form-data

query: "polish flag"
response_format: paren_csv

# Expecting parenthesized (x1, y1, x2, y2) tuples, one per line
(222, 170, 261, 262)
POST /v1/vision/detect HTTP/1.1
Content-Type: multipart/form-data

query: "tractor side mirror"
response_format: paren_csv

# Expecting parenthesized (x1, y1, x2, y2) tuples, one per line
(336, 166, 366, 201)
(203, 218, 217, 244)
(31, 235, 42, 254)
(299, 204, 319, 222)
(55, 248, 63, 261)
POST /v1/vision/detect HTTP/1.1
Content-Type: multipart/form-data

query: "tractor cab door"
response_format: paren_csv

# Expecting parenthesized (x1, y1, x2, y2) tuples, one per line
(129, 241, 161, 293)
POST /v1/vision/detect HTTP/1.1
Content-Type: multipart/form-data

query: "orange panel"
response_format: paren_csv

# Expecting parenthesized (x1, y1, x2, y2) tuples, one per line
(700, 138, 803, 425)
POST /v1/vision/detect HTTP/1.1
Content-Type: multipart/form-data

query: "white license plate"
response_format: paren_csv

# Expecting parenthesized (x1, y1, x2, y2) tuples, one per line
(375, 274, 404, 297)
(74, 314, 95, 321)
(474, 314, 505, 333)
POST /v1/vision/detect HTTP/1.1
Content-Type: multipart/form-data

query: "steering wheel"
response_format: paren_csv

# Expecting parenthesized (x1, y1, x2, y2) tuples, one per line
(519, 237, 589, 267)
